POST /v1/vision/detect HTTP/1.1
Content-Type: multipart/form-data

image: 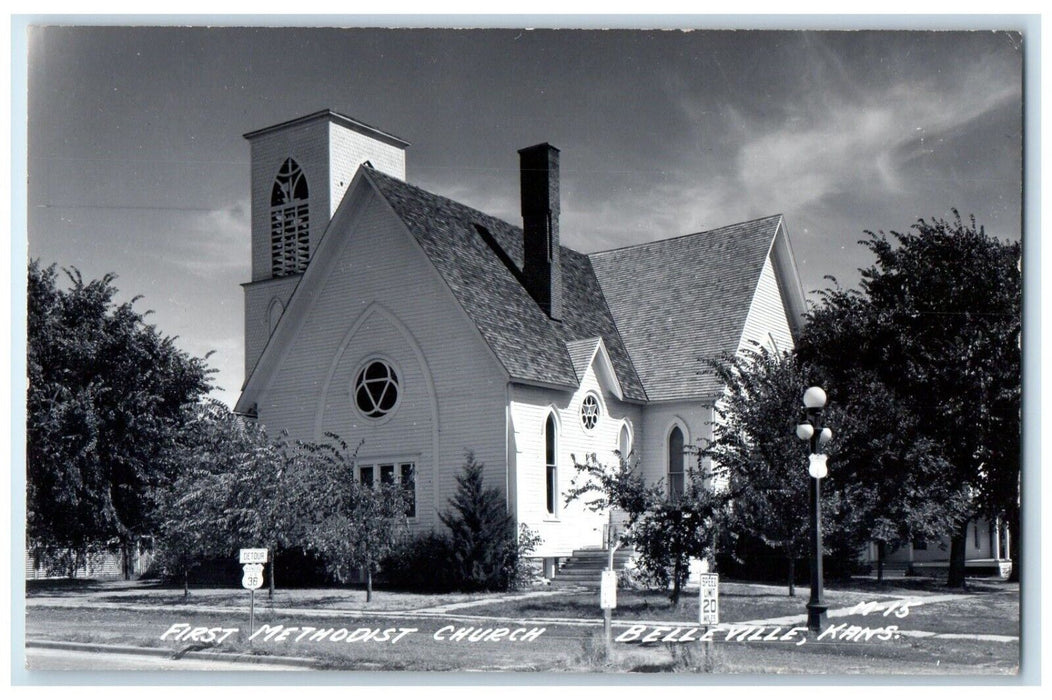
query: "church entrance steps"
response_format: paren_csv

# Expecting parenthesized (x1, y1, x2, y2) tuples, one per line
(553, 547, 637, 587)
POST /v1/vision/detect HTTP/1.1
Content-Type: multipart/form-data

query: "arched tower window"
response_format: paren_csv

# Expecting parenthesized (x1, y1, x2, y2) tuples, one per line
(267, 298, 284, 336)
(545, 413, 558, 515)
(668, 426, 685, 500)
(270, 158, 310, 277)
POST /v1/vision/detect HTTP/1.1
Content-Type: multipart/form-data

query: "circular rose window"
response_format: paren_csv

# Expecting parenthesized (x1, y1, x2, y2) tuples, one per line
(581, 394, 600, 430)
(354, 360, 400, 419)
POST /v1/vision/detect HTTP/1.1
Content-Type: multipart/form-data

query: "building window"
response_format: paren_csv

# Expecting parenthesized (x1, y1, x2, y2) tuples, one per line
(581, 394, 600, 431)
(974, 522, 981, 549)
(357, 461, 416, 518)
(270, 158, 310, 277)
(359, 466, 374, 487)
(618, 422, 632, 459)
(913, 538, 928, 551)
(354, 360, 400, 419)
(545, 414, 558, 515)
(267, 298, 284, 336)
(668, 426, 685, 500)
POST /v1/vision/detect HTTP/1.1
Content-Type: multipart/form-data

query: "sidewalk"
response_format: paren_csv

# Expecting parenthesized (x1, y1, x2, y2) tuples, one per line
(25, 581, 1018, 642)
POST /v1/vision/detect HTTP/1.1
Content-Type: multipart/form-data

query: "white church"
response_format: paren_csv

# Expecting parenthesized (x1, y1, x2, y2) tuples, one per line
(233, 109, 808, 576)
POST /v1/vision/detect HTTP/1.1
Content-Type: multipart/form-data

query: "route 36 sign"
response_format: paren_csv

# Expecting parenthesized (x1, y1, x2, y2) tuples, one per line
(242, 563, 264, 590)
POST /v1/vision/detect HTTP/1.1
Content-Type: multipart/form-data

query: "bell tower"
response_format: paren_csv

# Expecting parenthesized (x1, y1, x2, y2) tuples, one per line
(241, 110, 410, 380)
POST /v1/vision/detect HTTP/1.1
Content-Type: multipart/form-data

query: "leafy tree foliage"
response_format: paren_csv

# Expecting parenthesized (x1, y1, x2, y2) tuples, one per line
(705, 347, 969, 589)
(27, 261, 212, 574)
(296, 435, 409, 602)
(704, 348, 824, 595)
(797, 213, 1021, 587)
(155, 401, 304, 597)
(568, 451, 718, 604)
(564, 450, 663, 533)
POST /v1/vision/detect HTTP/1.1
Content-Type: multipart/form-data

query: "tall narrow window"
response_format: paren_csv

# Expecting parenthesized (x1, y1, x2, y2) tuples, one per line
(545, 414, 558, 515)
(270, 158, 310, 277)
(618, 422, 632, 459)
(668, 426, 685, 500)
(267, 299, 284, 336)
(400, 463, 416, 518)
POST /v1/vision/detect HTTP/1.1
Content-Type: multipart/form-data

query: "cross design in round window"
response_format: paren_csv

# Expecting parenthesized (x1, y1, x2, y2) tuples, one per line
(354, 360, 400, 419)
(581, 394, 601, 431)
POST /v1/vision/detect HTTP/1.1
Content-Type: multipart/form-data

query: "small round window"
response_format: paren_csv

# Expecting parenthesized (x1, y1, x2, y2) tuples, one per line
(354, 360, 400, 419)
(581, 394, 601, 431)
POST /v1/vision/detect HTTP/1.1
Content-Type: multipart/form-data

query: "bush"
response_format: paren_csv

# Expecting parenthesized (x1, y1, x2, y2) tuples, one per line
(380, 532, 458, 593)
(381, 455, 544, 593)
(440, 453, 522, 591)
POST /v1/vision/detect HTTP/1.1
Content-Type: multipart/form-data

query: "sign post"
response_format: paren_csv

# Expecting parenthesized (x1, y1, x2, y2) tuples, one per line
(699, 572, 719, 625)
(240, 549, 268, 639)
(699, 571, 719, 663)
(600, 539, 619, 659)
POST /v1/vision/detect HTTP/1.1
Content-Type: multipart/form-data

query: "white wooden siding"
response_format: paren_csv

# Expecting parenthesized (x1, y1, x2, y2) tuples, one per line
(510, 364, 642, 558)
(248, 119, 332, 283)
(255, 190, 509, 532)
(638, 402, 714, 496)
(243, 275, 300, 381)
(736, 253, 795, 355)
(328, 123, 405, 213)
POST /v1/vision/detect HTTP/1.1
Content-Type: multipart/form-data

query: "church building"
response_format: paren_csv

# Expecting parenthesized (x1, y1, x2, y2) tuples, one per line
(234, 109, 808, 573)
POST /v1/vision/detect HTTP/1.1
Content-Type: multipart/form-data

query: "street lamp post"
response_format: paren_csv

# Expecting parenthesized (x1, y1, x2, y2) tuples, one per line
(795, 386, 832, 633)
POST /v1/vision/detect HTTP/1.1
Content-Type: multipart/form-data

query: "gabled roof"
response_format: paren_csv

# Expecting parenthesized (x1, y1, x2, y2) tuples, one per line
(590, 215, 786, 402)
(365, 168, 648, 401)
(566, 338, 601, 381)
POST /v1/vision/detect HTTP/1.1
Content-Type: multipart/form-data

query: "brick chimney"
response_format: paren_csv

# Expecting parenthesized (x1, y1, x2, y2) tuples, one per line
(519, 143, 562, 320)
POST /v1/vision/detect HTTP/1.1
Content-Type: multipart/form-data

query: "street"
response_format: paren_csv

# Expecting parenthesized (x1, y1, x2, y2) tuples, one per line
(25, 646, 308, 672)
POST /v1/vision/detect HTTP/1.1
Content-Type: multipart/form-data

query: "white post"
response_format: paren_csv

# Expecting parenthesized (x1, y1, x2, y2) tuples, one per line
(991, 518, 1000, 560)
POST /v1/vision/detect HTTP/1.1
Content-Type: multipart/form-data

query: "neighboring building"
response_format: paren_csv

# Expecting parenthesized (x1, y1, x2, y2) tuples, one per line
(860, 520, 1013, 579)
(234, 109, 808, 575)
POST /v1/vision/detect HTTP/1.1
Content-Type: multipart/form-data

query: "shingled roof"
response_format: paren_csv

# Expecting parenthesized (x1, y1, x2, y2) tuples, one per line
(366, 167, 648, 401)
(590, 215, 784, 402)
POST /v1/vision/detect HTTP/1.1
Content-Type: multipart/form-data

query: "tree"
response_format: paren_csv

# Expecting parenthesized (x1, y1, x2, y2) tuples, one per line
(568, 451, 719, 605)
(300, 435, 409, 602)
(824, 376, 970, 583)
(797, 213, 1021, 587)
(704, 347, 833, 595)
(155, 401, 301, 597)
(439, 453, 523, 592)
(27, 261, 213, 575)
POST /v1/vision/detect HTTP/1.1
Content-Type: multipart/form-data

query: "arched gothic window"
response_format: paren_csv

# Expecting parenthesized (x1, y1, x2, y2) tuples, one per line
(618, 422, 632, 460)
(545, 414, 558, 515)
(267, 299, 284, 336)
(668, 426, 685, 500)
(270, 158, 310, 277)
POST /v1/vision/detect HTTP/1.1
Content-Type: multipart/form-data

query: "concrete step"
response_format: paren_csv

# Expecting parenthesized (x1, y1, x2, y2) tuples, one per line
(554, 547, 637, 587)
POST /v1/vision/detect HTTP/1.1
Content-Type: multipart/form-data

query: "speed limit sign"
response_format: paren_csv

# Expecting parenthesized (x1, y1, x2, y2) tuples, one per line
(242, 563, 264, 590)
(699, 573, 719, 625)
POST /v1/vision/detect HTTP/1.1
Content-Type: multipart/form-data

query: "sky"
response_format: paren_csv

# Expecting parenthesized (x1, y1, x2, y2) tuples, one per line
(25, 26, 1024, 408)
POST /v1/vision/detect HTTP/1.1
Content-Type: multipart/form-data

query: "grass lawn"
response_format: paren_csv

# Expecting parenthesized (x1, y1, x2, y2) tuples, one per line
(26, 579, 485, 612)
(497, 583, 895, 625)
(24, 605, 1018, 674)
(24, 577, 1019, 674)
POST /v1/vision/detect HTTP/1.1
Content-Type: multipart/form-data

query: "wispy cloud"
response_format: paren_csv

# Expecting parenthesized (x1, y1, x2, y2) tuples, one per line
(152, 199, 250, 277)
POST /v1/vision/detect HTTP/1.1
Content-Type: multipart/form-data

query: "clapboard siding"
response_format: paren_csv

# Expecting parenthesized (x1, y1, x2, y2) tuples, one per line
(638, 401, 714, 495)
(243, 275, 300, 382)
(510, 364, 642, 558)
(249, 119, 332, 282)
(736, 253, 794, 355)
(257, 190, 508, 532)
(328, 123, 405, 213)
